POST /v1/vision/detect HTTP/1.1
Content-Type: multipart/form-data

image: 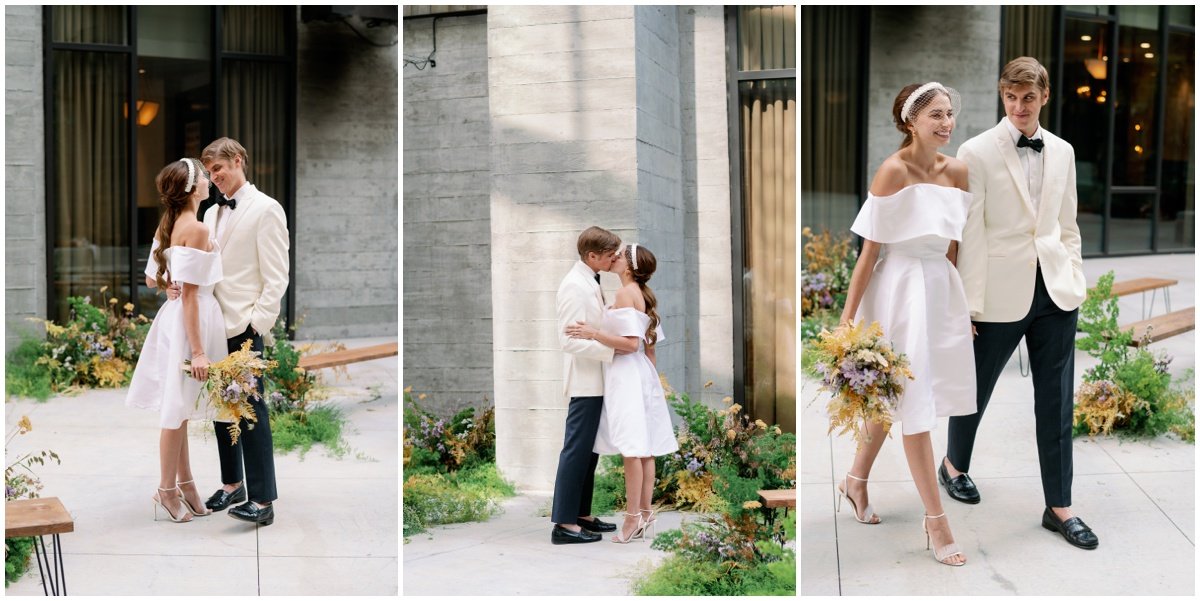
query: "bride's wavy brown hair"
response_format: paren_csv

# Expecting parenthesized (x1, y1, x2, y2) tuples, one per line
(627, 245, 660, 346)
(152, 159, 201, 289)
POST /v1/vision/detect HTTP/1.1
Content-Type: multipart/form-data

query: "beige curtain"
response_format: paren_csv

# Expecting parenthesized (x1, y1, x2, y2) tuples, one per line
(52, 46, 129, 322)
(223, 6, 287, 55)
(52, 6, 126, 45)
(800, 6, 863, 230)
(741, 78, 797, 432)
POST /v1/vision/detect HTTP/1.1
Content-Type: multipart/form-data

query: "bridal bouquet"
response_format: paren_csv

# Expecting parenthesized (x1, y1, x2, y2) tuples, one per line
(183, 340, 277, 445)
(810, 320, 913, 446)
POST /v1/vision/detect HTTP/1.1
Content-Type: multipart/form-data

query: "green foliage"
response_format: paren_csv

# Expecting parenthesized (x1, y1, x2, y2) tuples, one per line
(1075, 272, 1132, 382)
(402, 463, 515, 538)
(590, 454, 626, 514)
(403, 388, 496, 473)
(263, 319, 317, 414)
(1071, 271, 1194, 442)
(5, 537, 34, 587)
(800, 308, 841, 343)
(5, 338, 53, 401)
(270, 405, 347, 457)
(801, 227, 856, 318)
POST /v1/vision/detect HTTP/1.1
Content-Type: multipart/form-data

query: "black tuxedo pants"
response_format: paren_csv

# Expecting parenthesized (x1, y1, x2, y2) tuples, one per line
(550, 395, 603, 525)
(215, 325, 278, 504)
(947, 267, 1078, 508)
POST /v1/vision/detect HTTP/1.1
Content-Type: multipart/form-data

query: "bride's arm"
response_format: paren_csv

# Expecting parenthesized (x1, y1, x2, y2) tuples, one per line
(180, 223, 212, 380)
(839, 240, 881, 324)
(564, 286, 639, 353)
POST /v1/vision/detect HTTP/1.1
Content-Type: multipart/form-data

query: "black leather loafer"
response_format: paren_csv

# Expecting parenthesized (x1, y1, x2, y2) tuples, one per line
(939, 461, 981, 504)
(551, 525, 601, 544)
(576, 517, 617, 533)
(205, 485, 247, 511)
(229, 501, 274, 526)
(1042, 508, 1098, 550)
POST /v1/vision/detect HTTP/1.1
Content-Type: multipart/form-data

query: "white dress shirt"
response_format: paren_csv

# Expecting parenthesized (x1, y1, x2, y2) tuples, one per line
(1003, 117, 1044, 213)
(215, 182, 254, 241)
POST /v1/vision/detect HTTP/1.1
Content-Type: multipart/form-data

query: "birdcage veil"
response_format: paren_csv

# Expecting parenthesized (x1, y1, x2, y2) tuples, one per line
(899, 82, 962, 124)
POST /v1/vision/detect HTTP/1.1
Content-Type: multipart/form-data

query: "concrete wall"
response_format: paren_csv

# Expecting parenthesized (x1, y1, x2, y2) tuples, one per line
(867, 6, 1001, 180)
(5, 5, 47, 350)
(402, 13, 493, 413)
(487, 5, 641, 492)
(295, 16, 399, 340)
(677, 5, 733, 404)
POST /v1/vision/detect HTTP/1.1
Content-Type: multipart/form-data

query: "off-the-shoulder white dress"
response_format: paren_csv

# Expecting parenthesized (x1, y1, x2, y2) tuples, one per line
(850, 183, 977, 434)
(126, 240, 229, 429)
(593, 307, 679, 457)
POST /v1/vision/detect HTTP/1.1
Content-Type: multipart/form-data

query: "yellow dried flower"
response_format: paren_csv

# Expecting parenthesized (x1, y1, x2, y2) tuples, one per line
(742, 500, 762, 510)
(404, 385, 413, 394)
(773, 426, 782, 435)
(721, 396, 733, 405)
(729, 403, 742, 414)
(123, 302, 135, 313)
(704, 380, 714, 388)
(419, 393, 427, 400)
(717, 409, 727, 417)
(17, 415, 32, 434)
(726, 429, 736, 441)
(100, 285, 108, 293)
(108, 298, 118, 305)
(755, 419, 767, 429)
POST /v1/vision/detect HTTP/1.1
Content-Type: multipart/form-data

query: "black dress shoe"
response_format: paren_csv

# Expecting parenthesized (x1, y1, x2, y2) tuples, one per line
(229, 501, 274, 526)
(551, 525, 601, 544)
(576, 517, 617, 533)
(939, 461, 981, 504)
(1042, 508, 1098, 550)
(205, 485, 247, 511)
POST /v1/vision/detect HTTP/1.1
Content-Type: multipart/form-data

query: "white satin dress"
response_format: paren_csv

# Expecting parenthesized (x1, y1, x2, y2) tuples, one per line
(125, 240, 229, 429)
(593, 307, 679, 457)
(850, 183, 977, 434)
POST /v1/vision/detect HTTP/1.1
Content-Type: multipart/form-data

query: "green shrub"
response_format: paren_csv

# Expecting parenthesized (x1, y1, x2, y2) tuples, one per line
(403, 463, 515, 537)
(4, 537, 34, 587)
(270, 405, 347, 457)
(5, 337, 53, 401)
(403, 388, 495, 473)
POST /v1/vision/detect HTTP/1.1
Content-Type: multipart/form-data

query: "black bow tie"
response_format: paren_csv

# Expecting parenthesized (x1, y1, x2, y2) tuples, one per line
(215, 195, 237, 210)
(1017, 135, 1044, 153)
(594, 273, 601, 284)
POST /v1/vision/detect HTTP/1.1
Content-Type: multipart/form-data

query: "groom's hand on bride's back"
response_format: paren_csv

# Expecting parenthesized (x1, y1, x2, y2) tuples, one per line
(167, 282, 181, 301)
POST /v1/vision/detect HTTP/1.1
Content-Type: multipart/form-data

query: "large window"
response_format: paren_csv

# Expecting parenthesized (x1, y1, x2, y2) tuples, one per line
(727, 6, 796, 432)
(1006, 5, 1195, 255)
(45, 6, 297, 324)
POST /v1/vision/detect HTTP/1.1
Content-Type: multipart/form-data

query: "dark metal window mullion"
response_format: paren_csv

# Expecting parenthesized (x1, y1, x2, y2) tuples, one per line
(1103, 11, 1119, 255)
(1150, 7, 1169, 252)
(724, 7, 745, 407)
(42, 7, 55, 321)
(286, 6, 298, 335)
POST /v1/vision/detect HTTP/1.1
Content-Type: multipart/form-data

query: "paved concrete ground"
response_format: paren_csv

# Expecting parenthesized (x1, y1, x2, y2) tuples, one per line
(801, 253, 1195, 595)
(4, 337, 398, 596)
(403, 493, 689, 596)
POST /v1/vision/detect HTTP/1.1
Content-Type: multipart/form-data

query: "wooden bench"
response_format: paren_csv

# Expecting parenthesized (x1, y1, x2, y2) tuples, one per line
(1123, 307, 1195, 347)
(1110, 277, 1177, 319)
(296, 342, 397, 371)
(5, 497, 73, 595)
(756, 489, 796, 528)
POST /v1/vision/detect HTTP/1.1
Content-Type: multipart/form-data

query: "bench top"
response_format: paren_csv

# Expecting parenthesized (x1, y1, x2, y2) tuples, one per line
(757, 489, 796, 508)
(1108, 277, 1178, 297)
(297, 342, 398, 371)
(1124, 307, 1195, 347)
(6, 497, 74, 538)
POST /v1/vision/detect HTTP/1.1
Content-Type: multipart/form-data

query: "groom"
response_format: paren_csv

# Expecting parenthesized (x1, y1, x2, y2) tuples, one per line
(549, 226, 622, 544)
(180, 137, 290, 526)
(945, 57, 1098, 549)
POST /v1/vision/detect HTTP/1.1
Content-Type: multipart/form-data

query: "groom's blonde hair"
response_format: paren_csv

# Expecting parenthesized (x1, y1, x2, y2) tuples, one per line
(201, 137, 249, 167)
(577, 226, 620, 259)
(999, 57, 1050, 95)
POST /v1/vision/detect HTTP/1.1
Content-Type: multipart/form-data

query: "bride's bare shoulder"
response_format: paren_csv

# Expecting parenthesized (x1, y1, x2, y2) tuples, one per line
(869, 156, 908, 196)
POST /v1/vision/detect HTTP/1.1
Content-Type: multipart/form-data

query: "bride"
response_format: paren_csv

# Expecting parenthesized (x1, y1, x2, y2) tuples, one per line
(125, 158, 228, 523)
(565, 243, 678, 543)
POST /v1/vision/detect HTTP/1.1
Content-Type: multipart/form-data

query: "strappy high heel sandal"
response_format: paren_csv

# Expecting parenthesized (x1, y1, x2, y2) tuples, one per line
(177, 479, 213, 516)
(836, 473, 880, 524)
(612, 512, 645, 544)
(640, 506, 661, 539)
(153, 487, 194, 523)
(923, 513, 966, 566)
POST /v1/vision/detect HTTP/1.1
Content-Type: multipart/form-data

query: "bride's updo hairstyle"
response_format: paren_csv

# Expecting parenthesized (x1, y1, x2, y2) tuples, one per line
(627, 244, 661, 346)
(152, 158, 202, 289)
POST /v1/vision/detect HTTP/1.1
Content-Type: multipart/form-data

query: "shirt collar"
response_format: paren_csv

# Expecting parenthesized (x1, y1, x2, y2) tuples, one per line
(224, 182, 256, 204)
(1002, 117, 1042, 145)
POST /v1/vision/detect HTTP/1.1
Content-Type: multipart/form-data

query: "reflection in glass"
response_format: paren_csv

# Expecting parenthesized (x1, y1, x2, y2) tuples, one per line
(738, 5, 796, 71)
(1061, 18, 1109, 254)
(223, 6, 288, 55)
(1109, 193, 1154, 253)
(52, 50, 130, 323)
(52, 6, 127, 45)
(1159, 29, 1195, 250)
(1113, 11, 1159, 187)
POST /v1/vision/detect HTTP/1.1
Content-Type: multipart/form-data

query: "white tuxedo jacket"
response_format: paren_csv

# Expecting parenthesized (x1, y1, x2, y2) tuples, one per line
(556, 260, 614, 398)
(956, 120, 1086, 323)
(202, 183, 290, 343)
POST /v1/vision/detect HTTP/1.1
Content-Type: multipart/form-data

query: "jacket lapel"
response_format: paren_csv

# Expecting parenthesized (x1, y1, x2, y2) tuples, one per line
(217, 187, 256, 250)
(992, 122, 1036, 217)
